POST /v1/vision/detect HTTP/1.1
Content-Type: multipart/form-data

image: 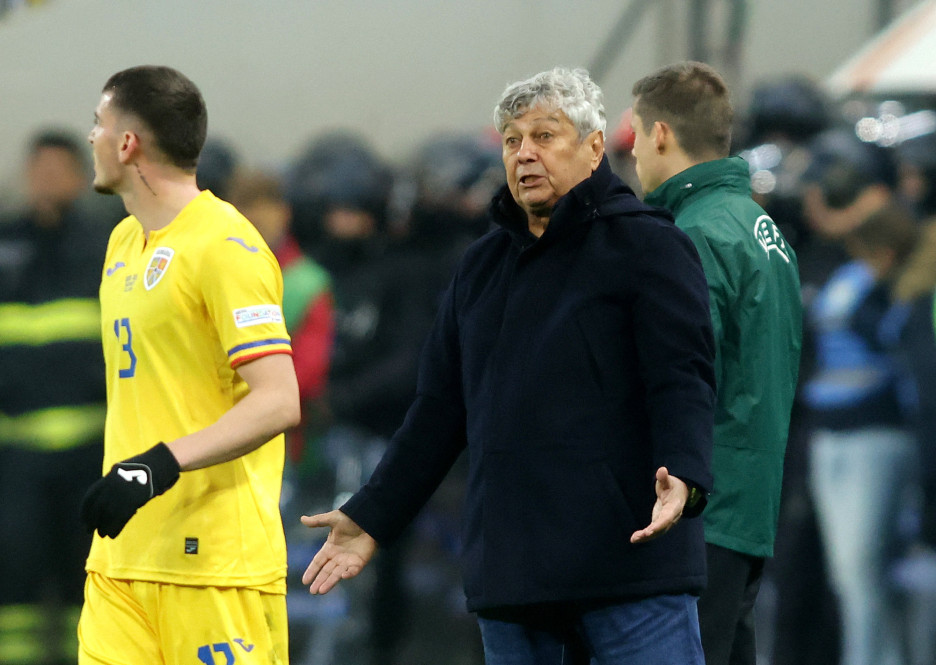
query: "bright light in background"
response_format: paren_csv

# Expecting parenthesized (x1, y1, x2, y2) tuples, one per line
(854, 104, 936, 146)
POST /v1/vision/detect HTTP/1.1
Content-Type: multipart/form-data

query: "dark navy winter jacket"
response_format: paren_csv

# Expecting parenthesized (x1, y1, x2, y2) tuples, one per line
(342, 157, 716, 611)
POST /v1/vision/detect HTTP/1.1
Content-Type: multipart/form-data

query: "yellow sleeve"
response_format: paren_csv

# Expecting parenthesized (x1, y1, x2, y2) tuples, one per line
(198, 230, 292, 368)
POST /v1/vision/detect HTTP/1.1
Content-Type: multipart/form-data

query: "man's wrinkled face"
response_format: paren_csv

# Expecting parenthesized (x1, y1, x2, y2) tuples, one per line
(501, 105, 602, 221)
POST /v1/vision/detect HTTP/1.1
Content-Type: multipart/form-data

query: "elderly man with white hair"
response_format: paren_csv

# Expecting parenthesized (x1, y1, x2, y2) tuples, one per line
(301, 67, 716, 665)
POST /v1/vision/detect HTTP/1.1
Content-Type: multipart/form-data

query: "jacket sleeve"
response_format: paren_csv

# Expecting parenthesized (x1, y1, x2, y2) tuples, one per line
(340, 274, 468, 545)
(630, 220, 716, 493)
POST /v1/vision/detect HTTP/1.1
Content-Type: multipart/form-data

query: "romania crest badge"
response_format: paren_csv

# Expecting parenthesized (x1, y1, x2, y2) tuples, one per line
(144, 247, 174, 291)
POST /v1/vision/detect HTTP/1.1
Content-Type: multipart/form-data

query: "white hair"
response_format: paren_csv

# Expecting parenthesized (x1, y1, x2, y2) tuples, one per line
(493, 67, 606, 139)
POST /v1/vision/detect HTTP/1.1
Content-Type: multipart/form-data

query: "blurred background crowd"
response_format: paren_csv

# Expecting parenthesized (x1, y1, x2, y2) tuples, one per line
(4, 1, 936, 665)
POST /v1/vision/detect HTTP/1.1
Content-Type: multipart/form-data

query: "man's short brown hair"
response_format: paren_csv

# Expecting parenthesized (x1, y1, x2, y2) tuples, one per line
(632, 61, 733, 160)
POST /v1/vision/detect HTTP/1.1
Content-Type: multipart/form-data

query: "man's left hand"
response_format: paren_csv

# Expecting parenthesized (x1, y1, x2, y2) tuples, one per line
(630, 466, 688, 544)
(80, 442, 181, 538)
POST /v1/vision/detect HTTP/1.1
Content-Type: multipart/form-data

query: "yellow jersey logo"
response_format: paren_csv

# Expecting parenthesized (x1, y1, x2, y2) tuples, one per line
(144, 247, 175, 291)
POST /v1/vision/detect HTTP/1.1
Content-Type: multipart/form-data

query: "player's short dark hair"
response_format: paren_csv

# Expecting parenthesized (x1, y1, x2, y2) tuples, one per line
(103, 65, 207, 172)
(632, 61, 733, 160)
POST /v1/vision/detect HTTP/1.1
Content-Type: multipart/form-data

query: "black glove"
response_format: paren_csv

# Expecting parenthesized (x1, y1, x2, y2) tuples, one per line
(80, 442, 181, 538)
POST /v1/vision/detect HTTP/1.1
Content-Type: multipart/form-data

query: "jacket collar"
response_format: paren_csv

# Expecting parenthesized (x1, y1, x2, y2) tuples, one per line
(644, 156, 751, 216)
(490, 155, 626, 248)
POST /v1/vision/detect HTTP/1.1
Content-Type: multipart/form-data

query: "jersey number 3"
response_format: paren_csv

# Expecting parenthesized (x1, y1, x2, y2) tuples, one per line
(114, 317, 137, 378)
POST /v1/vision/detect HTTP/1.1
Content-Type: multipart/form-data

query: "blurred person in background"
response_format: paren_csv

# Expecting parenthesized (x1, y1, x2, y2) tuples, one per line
(379, 133, 504, 664)
(393, 134, 500, 261)
(800, 128, 901, 245)
(629, 61, 803, 665)
(0, 129, 117, 665)
(286, 131, 403, 463)
(739, 74, 830, 253)
(195, 136, 240, 202)
(825, 204, 936, 665)
(892, 129, 936, 222)
(877, 131, 936, 560)
(287, 132, 424, 665)
(228, 167, 336, 665)
(733, 76, 844, 665)
(893, 136, 936, 579)
(870, 199, 936, 665)
(387, 134, 503, 352)
(228, 168, 334, 475)
(799, 129, 914, 665)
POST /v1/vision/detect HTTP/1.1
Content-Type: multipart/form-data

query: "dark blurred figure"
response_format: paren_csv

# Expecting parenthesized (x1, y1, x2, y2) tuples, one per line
(0, 129, 118, 665)
(390, 134, 502, 325)
(743, 76, 829, 147)
(853, 207, 936, 556)
(396, 134, 500, 248)
(287, 132, 420, 665)
(381, 134, 503, 665)
(732, 79, 841, 665)
(228, 167, 337, 665)
(739, 75, 831, 260)
(196, 136, 240, 200)
(800, 128, 901, 242)
(289, 132, 494, 665)
(885, 133, 936, 665)
(799, 133, 912, 665)
(287, 132, 405, 442)
(823, 204, 936, 665)
(894, 129, 936, 220)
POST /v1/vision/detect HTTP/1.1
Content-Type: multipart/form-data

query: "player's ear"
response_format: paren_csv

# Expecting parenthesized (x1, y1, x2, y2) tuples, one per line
(118, 131, 141, 165)
(653, 121, 668, 153)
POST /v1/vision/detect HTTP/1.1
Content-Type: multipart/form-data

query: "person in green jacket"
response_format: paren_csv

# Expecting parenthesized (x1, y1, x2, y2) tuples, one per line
(629, 61, 803, 665)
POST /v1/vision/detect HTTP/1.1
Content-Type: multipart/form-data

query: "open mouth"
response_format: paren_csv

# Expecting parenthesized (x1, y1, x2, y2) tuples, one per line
(519, 174, 544, 186)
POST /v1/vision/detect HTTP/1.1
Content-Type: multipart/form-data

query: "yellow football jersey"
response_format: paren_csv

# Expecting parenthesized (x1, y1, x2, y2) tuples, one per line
(86, 191, 291, 592)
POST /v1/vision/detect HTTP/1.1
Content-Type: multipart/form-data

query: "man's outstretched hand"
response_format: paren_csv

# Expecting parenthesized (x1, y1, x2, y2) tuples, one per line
(300, 510, 377, 594)
(630, 466, 689, 544)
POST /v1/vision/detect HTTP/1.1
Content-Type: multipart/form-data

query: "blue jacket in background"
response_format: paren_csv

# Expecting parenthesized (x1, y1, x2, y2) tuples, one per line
(803, 260, 903, 430)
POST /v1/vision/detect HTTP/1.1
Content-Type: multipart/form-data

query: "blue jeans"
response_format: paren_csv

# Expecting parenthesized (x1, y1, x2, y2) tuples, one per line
(477, 594, 704, 665)
(809, 427, 915, 665)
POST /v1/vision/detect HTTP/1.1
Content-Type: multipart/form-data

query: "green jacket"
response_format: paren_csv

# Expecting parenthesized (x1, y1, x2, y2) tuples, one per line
(646, 156, 802, 557)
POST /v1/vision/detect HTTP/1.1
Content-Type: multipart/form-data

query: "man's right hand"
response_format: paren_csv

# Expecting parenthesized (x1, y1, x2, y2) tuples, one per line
(300, 510, 377, 594)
